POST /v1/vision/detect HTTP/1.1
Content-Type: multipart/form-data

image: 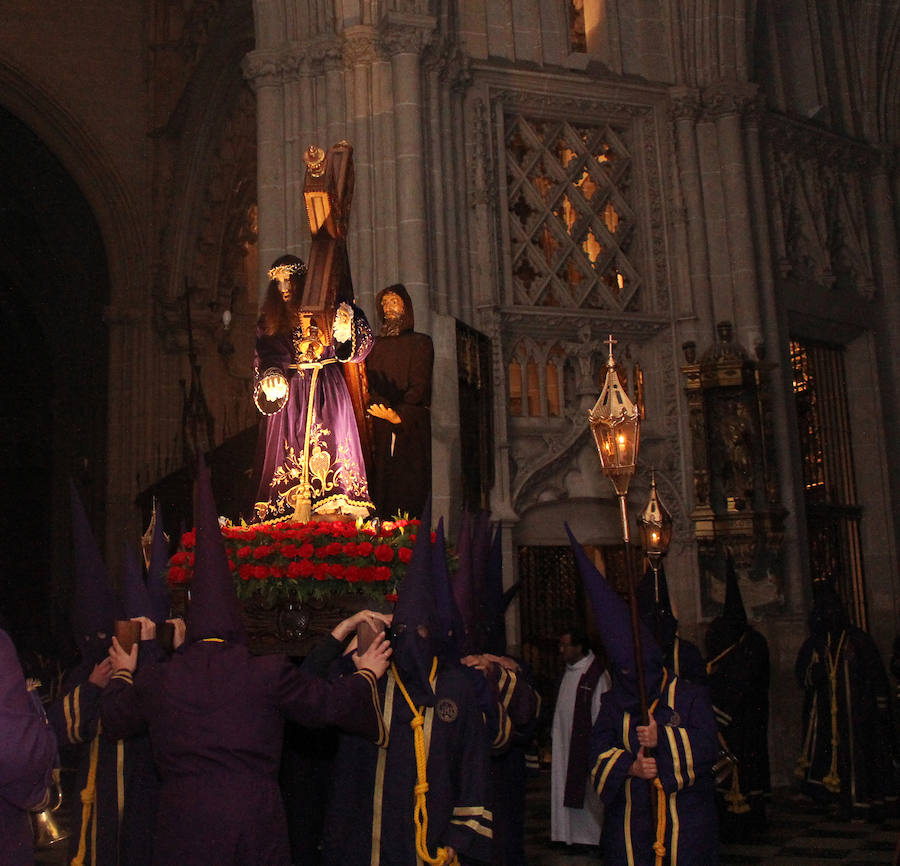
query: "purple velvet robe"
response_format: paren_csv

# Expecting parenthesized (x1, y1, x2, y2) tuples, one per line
(101, 640, 384, 866)
(590, 673, 719, 866)
(0, 629, 57, 866)
(250, 317, 374, 521)
(46, 643, 161, 866)
(322, 664, 493, 866)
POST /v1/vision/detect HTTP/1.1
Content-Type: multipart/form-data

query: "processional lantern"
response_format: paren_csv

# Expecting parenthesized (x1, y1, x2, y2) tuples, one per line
(589, 335, 641, 534)
(588, 335, 649, 721)
(638, 472, 673, 605)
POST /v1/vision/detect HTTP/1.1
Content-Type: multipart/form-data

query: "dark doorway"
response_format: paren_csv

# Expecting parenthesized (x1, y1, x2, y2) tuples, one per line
(0, 106, 109, 657)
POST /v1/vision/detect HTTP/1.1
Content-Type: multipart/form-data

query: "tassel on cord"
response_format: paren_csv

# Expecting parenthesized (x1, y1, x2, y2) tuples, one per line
(653, 777, 666, 863)
(71, 728, 101, 866)
(823, 632, 846, 793)
(391, 661, 459, 866)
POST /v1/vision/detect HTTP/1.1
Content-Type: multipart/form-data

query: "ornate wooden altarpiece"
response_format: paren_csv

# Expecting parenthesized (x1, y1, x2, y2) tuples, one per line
(682, 321, 787, 617)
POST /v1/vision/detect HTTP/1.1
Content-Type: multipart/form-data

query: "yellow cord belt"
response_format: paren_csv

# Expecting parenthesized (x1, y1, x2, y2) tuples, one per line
(391, 661, 459, 866)
(71, 725, 101, 866)
(823, 631, 846, 793)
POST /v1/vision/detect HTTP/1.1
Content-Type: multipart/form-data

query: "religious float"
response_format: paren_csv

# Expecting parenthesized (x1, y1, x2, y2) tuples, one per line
(167, 516, 429, 655)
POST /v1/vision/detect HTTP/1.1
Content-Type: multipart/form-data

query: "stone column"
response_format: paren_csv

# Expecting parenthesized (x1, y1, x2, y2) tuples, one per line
(669, 87, 714, 345)
(705, 81, 763, 354)
(242, 49, 285, 303)
(384, 20, 431, 333)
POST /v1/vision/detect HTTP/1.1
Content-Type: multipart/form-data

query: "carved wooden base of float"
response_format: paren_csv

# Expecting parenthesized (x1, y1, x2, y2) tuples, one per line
(170, 586, 386, 656)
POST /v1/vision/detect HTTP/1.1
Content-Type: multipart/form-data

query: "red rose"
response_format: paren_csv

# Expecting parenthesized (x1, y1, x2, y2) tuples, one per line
(357, 541, 374, 557)
(374, 544, 394, 563)
(237, 546, 253, 560)
(298, 543, 315, 559)
(398, 547, 412, 563)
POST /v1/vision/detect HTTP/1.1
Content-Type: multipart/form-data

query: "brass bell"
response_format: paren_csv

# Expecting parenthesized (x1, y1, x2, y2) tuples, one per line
(31, 769, 69, 849)
(31, 805, 69, 849)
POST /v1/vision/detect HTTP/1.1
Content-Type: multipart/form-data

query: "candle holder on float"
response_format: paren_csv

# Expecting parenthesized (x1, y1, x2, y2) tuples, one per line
(588, 335, 647, 721)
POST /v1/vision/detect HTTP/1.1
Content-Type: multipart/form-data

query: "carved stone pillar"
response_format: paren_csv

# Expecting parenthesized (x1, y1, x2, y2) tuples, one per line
(242, 49, 285, 298)
(383, 15, 434, 332)
(669, 86, 714, 343)
(704, 81, 763, 354)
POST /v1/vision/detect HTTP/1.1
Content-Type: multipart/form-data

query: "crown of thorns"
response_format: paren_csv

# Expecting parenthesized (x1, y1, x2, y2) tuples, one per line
(268, 262, 308, 281)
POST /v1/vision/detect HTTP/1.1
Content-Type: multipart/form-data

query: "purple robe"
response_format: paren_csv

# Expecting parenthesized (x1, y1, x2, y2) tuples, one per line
(0, 628, 57, 866)
(251, 317, 374, 521)
(46, 642, 161, 866)
(322, 664, 493, 866)
(101, 640, 384, 866)
(590, 673, 719, 866)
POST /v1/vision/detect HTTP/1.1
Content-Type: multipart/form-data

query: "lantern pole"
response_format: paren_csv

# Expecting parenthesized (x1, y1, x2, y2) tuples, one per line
(589, 335, 648, 723)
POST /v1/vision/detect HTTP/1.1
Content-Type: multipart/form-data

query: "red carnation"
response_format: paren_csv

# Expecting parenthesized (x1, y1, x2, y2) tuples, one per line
(374, 566, 392, 582)
(238, 564, 255, 581)
(374, 544, 394, 563)
(253, 565, 269, 580)
(398, 547, 413, 564)
(297, 559, 314, 578)
(168, 566, 189, 585)
(357, 541, 374, 557)
(342, 542, 358, 556)
(298, 543, 315, 559)
(237, 546, 253, 560)
(286, 561, 303, 579)
(253, 545, 272, 560)
(384, 592, 399, 603)
(313, 563, 330, 581)
(327, 542, 343, 556)
(280, 544, 299, 559)
(182, 530, 196, 549)
(345, 566, 361, 583)
(170, 551, 189, 566)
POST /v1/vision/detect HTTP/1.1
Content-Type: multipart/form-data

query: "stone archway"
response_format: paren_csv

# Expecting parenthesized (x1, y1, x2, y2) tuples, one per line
(0, 104, 110, 656)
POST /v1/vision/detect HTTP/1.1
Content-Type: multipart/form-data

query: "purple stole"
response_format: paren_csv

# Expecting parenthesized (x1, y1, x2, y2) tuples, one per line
(564, 655, 603, 808)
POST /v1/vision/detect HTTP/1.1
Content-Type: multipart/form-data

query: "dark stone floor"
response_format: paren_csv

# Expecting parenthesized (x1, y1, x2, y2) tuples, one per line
(32, 766, 900, 865)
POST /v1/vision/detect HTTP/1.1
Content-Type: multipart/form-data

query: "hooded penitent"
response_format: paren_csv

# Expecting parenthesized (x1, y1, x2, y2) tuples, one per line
(69, 479, 120, 665)
(566, 524, 663, 710)
(809, 575, 849, 640)
(636, 561, 678, 657)
(185, 459, 246, 645)
(391, 510, 439, 706)
(705, 552, 749, 658)
(146, 500, 172, 625)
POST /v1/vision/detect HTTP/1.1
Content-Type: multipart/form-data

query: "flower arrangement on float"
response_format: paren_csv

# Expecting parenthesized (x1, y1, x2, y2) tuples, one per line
(166, 517, 430, 606)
